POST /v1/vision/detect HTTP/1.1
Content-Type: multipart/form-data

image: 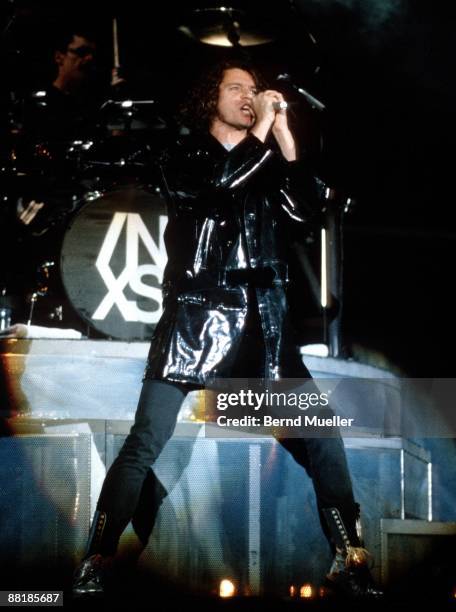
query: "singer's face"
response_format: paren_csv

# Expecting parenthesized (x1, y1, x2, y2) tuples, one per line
(214, 68, 257, 131)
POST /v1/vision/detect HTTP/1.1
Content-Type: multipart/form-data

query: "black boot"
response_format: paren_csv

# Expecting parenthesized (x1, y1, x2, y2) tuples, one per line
(322, 507, 384, 600)
(72, 511, 112, 598)
(72, 554, 110, 598)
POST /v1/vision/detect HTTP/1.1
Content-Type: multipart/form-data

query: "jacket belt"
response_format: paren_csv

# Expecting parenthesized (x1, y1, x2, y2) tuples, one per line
(222, 266, 288, 287)
(165, 265, 289, 295)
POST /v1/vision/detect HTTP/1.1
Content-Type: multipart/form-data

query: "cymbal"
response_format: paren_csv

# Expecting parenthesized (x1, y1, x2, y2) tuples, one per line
(178, 7, 275, 47)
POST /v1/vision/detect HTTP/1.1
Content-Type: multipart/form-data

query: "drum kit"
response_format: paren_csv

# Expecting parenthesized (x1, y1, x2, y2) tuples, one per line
(0, 17, 174, 341)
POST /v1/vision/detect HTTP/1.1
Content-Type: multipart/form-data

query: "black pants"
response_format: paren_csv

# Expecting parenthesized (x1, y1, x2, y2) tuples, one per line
(94, 292, 360, 556)
(95, 378, 359, 556)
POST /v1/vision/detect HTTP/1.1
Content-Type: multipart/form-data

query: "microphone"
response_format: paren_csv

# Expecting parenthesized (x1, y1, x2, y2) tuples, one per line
(272, 101, 288, 111)
(276, 73, 326, 112)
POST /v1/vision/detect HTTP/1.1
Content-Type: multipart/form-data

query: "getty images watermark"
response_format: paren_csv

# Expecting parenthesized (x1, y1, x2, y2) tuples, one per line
(203, 379, 363, 438)
(214, 388, 354, 429)
(202, 377, 456, 438)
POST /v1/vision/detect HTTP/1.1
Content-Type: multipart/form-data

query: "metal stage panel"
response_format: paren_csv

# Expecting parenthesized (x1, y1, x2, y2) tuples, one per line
(0, 433, 91, 570)
(0, 421, 432, 595)
(105, 426, 431, 593)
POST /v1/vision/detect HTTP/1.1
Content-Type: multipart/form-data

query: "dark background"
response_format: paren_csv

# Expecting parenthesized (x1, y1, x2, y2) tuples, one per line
(2, 0, 454, 377)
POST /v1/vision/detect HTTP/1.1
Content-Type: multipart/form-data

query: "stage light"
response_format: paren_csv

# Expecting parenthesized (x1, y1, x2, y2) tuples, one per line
(299, 583, 314, 598)
(289, 585, 296, 597)
(219, 579, 236, 598)
(319, 585, 329, 598)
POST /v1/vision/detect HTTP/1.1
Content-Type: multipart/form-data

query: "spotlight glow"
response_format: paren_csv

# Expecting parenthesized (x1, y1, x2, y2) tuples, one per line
(299, 583, 314, 599)
(219, 579, 236, 598)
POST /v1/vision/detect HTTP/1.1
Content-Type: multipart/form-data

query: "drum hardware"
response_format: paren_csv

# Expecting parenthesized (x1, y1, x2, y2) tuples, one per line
(0, 307, 11, 331)
(27, 293, 38, 326)
(48, 305, 63, 322)
(16, 191, 81, 238)
(80, 157, 144, 169)
(26, 261, 58, 326)
(64, 140, 96, 174)
(98, 98, 166, 135)
(83, 190, 104, 202)
(17, 197, 45, 225)
(66, 140, 95, 154)
(27, 292, 39, 326)
(178, 7, 276, 47)
(27, 261, 63, 325)
(81, 158, 128, 168)
(100, 99, 158, 109)
(30, 90, 48, 107)
(78, 139, 156, 178)
(0, 289, 12, 331)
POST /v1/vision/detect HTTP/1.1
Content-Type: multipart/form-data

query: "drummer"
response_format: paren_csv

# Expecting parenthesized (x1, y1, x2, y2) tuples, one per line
(1, 23, 130, 328)
(23, 26, 100, 142)
(2, 26, 103, 313)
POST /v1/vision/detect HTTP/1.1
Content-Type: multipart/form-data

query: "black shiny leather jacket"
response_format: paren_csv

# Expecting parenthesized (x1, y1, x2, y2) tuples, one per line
(145, 132, 321, 386)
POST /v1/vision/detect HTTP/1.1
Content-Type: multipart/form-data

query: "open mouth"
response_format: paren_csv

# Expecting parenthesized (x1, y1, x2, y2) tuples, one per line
(240, 104, 254, 118)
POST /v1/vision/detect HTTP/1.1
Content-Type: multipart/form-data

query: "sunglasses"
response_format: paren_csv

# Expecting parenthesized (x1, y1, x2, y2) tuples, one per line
(67, 45, 95, 58)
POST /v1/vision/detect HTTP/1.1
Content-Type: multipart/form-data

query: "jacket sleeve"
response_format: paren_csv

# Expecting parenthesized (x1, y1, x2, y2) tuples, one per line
(276, 158, 326, 224)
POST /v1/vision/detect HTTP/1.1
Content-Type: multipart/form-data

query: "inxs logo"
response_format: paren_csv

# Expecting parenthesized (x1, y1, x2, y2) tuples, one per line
(92, 212, 167, 324)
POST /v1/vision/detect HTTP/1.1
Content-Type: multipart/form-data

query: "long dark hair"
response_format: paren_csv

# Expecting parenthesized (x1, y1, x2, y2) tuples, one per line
(179, 59, 268, 133)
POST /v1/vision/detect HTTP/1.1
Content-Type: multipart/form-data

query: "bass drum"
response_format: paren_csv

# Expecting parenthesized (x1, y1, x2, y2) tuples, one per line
(61, 185, 168, 340)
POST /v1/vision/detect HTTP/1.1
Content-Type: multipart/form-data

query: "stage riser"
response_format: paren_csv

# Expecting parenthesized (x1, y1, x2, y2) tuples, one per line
(0, 339, 396, 420)
(380, 519, 456, 597)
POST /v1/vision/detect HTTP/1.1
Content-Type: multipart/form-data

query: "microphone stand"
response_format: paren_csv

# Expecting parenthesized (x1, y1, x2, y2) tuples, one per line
(277, 73, 326, 112)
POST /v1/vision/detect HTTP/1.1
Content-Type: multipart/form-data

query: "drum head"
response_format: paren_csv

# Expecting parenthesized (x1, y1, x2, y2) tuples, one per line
(61, 186, 168, 340)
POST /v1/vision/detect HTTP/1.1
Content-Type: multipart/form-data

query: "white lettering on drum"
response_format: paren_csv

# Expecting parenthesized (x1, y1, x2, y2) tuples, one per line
(92, 212, 167, 324)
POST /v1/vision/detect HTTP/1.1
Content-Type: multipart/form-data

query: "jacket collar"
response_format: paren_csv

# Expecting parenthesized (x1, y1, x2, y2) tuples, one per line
(180, 130, 249, 158)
